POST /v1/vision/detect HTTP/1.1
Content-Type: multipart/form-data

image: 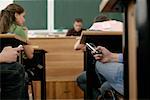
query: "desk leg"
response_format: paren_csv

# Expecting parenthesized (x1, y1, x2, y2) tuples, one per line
(41, 54, 46, 100)
(18, 51, 23, 64)
(127, 1, 137, 99)
(86, 49, 98, 99)
(41, 80, 46, 100)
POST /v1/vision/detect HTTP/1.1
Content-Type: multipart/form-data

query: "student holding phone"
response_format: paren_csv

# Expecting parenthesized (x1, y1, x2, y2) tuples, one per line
(93, 46, 123, 99)
(0, 46, 25, 100)
(0, 3, 34, 99)
(75, 16, 123, 99)
(75, 16, 111, 98)
(87, 44, 123, 97)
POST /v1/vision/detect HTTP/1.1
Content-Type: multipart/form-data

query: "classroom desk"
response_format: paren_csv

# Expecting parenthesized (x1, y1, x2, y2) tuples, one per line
(22, 48, 47, 100)
(30, 36, 84, 81)
(0, 34, 47, 99)
(30, 36, 84, 99)
(99, 0, 137, 99)
(0, 34, 27, 50)
(0, 34, 26, 41)
(80, 31, 123, 99)
(0, 34, 27, 63)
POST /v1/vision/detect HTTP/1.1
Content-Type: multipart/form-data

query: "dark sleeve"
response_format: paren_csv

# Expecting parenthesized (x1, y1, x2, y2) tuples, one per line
(82, 28, 86, 31)
(66, 29, 72, 36)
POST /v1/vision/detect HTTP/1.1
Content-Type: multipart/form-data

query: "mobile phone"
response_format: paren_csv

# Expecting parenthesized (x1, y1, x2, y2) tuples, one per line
(86, 43, 102, 55)
(18, 45, 23, 49)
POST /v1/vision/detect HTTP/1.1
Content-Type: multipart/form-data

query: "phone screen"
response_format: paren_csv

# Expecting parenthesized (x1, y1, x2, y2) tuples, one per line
(86, 43, 102, 54)
(86, 43, 97, 52)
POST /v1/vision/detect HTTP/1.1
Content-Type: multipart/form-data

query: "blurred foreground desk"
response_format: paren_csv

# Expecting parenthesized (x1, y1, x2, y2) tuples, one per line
(0, 34, 27, 51)
(0, 34, 27, 63)
(80, 31, 122, 99)
(0, 34, 47, 99)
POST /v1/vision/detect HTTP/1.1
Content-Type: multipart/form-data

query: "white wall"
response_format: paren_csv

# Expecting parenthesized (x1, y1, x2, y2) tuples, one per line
(48, 0, 54, 32)
(0, 0, 13, 11)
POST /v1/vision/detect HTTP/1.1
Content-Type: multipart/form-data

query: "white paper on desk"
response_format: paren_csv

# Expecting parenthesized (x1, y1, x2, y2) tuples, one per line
(89, 20, 123, 32)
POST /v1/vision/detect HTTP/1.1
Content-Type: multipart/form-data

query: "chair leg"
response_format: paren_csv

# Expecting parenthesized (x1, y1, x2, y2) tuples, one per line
(31, 81, 35, 100)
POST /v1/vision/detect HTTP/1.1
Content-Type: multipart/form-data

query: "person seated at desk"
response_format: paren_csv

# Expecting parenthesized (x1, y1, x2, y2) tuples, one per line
(0, 3, 34, 100)
(74, 15, 111, 50)
(0, 3, 34, 59)
(66, 18, 85, 36)
(75, 15, 123, 99)
(92, 46, 123, 99)
(76, 46, 123, 100)
(0, 46, 25, 100)
(75, 15, 110, 98)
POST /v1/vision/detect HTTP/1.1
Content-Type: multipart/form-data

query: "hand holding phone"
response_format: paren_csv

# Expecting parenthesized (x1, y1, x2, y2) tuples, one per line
(86, 43, 102, 55)
(18, 45, 23, 49)
(17, 45, 24, 52)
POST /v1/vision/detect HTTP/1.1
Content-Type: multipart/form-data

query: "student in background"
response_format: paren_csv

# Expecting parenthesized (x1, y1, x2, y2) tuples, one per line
(93, 46, 123, 99)
(75, 15, 124, 99)
(89, 16, 123, 31)
(92, 15, 110, 23)
(66, 18, 85, 36)
(0, 3, 34, 59)
(74, 15, 110, 50)
(0, 3, 34, 100)
(75, 15, 110, 99)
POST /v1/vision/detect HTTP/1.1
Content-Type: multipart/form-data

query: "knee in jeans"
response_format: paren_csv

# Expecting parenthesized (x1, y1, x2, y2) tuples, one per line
(95, 61, 103, 71)
(10, 63, 25, 80)
(76, 72, 86, 84)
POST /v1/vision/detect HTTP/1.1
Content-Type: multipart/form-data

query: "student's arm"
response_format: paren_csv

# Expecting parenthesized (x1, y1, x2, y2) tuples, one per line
(0, 46, 23, 63)
(14, 26, 34, 59)
(23, 40, 34, 59)
(74, 37, 85, 50)
(24, 27, 34, 59)
(9, 24, 34, 59)
(93, 46, 123, 63)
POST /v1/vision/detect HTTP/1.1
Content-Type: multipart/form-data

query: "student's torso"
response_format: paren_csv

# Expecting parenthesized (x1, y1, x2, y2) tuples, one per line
(9, 24, 27, 40)
(68, 28, 85, 36)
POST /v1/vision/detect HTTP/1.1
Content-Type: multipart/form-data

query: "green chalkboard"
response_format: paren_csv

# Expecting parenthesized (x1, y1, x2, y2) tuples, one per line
(14, 0, 122, 30)
(54, 0, 123, 29)
(14, 0, 47, 30)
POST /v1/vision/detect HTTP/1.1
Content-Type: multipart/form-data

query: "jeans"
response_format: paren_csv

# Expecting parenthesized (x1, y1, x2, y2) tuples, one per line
(76, 71, 86, 92)
(0, 62, 25, 100)
(95, 61, 124, 95)
(76, 71, 101, 99)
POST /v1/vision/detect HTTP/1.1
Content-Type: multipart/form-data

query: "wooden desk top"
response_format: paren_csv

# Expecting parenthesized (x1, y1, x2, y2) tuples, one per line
(0, 34, 27, 44)
(29, 36, 78, 39)
(0, 34, 48, 53)
(32, 45, 47, 53)
(81, 30, 122, 35)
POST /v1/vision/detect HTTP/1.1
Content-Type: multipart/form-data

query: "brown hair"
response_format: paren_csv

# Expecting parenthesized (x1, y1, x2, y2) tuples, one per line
(74, 18, 83, 23)
(0, 3, 24, 34)
(93, 15, 110, 23)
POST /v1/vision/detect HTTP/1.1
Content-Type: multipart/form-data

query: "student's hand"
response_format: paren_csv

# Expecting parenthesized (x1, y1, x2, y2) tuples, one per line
(81, 46, 86, 51)
(76, 37, 81, 40)
(74, 37, 85, 51)
(23, 39, 34, 59)
(26, 39, 32, 45)
(0, 46, 23, 63)
(23, 26, 28, 33)
(92, 46, 113, 63)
